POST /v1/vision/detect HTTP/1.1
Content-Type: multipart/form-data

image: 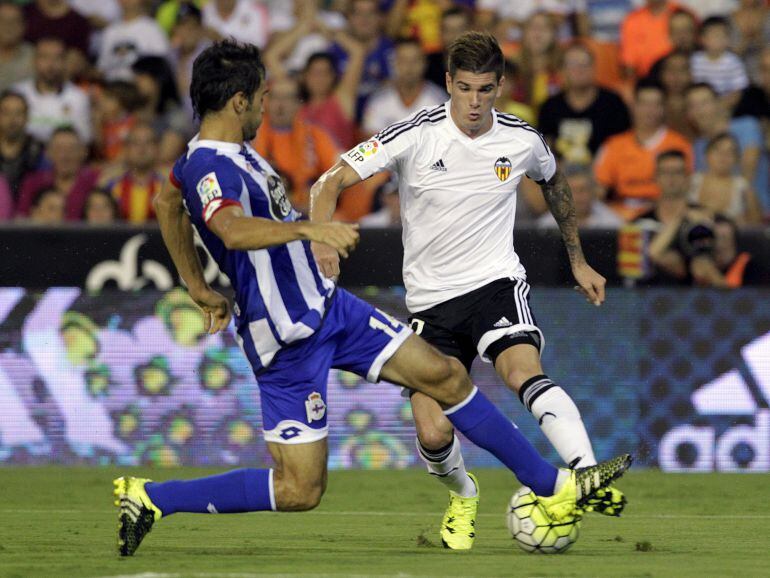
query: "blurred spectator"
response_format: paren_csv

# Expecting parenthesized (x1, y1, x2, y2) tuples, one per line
(537, 43, 630, 165)
(511, 12, 562, 110)
(102, 122, 162, 223)
(328, 0, 395, 120)
(252, 77, 340, 213)
(157, 129, 187, 178)
(14, 38, 91, 143)
(689, 132, 762, 225)
(495, 60, 537, 126)
(16, 126, 98, 220)
(202, 0, 271, 48)
(585, 0, 640, 44)
(362, 37, 446, 137)
(620, 0, 683, 79)
(93, 80, 144, 162)
(97, 0, 171, 81)
(69, 0, 122, 30)
(359, 176, 400, 228)
(425, 6, 472, 89)
(28, 186, 65, 224)
(0, 91, 44, 198)
(0, 174, 11, 220)
(690, 16, 749, 107)
(83, 188, 119, 224)
(676, 0, 737, 18)
(655, 51, 695, 139)
(0, 2, 34, 92)
(537, 165, 624, 229)
(261, 0, 345, 76)
(298, 47, 363, 150)
(734, 47, 770, 126)
(169, 3, 210, 118)
(731, 0, 770, 84)
(667, 8, 699, 54)
(384, 0, 444, 53)
(132, 56, 188, 136)
(23, 0, 91, 60)
(157, 0, 206, 35)
(477, 0, 590, 42)
(636, 149, 692, 226)
(710, 215, 762, 286)
(686, 82, 768, 211)
(594, 80, 693, 220)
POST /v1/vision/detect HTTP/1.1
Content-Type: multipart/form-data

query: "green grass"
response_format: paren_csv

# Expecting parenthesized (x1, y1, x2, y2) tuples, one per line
(0, 468, 767, 578)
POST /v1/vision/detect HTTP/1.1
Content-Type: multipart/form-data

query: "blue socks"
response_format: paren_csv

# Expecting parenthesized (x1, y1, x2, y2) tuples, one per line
(444, 387, 558, 496)
(145, 468, 275, 515)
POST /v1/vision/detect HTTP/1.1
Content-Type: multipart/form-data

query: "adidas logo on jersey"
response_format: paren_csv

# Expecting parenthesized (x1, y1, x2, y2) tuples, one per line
(493, 316, 513, 328)
(659, 331, 770, 472)
(430, 159, 447, 172)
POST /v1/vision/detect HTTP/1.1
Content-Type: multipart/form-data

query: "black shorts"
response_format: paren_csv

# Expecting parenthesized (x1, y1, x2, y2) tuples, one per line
(408, 277, 544, 373)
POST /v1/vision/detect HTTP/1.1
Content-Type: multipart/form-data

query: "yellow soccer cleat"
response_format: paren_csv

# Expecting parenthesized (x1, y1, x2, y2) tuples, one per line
(440, 472, 479, 550)
(584, 485, 627, 517)
(538, 454, 632, 522)
(113, 476, 163, 556)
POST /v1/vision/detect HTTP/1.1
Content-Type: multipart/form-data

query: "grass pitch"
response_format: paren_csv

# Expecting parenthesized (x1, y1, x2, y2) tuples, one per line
(0, 468, 767, 578)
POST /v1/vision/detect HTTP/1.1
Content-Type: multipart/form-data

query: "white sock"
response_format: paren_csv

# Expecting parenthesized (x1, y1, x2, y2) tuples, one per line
(416, 435, 477, 498)
(520, 376, 597, 468)
(553, 468, 571, 494)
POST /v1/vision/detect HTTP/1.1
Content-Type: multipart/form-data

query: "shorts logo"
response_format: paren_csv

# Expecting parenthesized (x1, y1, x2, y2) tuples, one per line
(493, 316, 512, 328)
(280, 426, 302, 440)
(196, 172, 223, 205)
(494, 157, 512, 181)
(305, 392, 326, 423)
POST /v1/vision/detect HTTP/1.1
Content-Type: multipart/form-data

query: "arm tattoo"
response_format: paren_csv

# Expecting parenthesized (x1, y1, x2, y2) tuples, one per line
(540, 170, 585, 266)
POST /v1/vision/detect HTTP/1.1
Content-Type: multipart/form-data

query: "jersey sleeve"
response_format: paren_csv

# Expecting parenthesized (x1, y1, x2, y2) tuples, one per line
(185, 157, 244, 225)
(524, 131, 557, 184)
(340, 119, 419, 179)
(169, 155, 184, 189)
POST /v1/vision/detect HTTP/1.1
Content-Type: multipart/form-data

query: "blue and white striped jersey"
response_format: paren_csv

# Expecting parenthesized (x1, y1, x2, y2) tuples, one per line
(172, 138, 335, 372)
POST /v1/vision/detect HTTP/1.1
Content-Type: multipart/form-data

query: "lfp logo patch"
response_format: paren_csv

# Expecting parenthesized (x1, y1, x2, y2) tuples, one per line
(494, 157, 512, 181)
(358, 139, 379, 157)
(196, 172, 222, 205)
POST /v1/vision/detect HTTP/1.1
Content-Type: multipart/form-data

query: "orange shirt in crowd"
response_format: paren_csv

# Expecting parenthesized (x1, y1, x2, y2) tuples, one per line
(253, 115, 340, 210)
(620, 2, 682, 78)
(594, 128, 693, 219)
(100, 114, 136, 162)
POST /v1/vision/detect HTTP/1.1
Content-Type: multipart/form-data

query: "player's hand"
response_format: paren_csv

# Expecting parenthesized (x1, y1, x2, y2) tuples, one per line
(572, 262, 606, 306)
(312, 241, 340, 279)
(189, 286, 232, 334)
(308, 221, 360, 256)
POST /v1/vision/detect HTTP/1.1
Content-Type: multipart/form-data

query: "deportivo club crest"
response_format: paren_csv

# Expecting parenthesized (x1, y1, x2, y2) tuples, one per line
(494, 157, 512, 181)
(305, 392, 326, 423)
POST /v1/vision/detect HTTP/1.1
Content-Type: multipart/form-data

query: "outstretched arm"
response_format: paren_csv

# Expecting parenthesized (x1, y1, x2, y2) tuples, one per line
(153, 179, 231, 334)
(540, 169, 606, 305)
(309, 160, 365, 278)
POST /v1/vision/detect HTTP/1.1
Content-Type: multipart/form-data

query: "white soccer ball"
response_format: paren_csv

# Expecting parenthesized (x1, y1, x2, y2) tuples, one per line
(507, 485, 581, 554)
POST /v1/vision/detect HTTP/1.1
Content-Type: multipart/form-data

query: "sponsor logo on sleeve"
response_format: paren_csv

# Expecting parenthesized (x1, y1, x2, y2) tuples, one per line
(196, 172, 223, 205)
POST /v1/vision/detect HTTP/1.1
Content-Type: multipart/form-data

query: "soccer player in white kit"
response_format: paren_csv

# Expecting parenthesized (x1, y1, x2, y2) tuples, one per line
(310, 32, 626, 549)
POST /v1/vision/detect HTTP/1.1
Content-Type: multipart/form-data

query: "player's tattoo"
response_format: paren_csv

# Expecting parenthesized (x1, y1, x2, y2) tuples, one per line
(541, 170, 585, 266)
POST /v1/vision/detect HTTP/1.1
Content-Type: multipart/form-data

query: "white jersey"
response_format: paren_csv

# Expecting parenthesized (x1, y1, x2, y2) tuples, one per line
(341, 101, 556, 313)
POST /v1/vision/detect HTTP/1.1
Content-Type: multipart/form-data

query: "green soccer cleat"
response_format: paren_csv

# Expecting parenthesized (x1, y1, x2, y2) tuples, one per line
(583, 485, 627, 517)
(538, 454, 632, 522)
(440, 472, 479, 550)
(113, 476, 163, 556)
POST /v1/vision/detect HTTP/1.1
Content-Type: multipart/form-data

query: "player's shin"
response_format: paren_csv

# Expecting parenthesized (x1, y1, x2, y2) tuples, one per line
(145, 468, 276, 515)
(416, 435, 477, 498)
(520, 375, 597, 468)
(443, 386, 558, 496)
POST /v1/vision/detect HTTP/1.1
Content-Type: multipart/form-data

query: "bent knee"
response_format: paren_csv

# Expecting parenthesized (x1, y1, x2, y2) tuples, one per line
(418, 356, 471, 406)
(274, 473, 326, 512)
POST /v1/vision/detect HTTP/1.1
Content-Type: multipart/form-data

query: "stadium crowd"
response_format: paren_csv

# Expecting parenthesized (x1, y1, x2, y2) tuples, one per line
(0, 1, 768, 246)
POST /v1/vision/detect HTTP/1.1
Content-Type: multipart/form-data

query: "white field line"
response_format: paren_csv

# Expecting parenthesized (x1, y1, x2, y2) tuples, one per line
(2, 509, 770, 520)
(91, 574, 426, 578)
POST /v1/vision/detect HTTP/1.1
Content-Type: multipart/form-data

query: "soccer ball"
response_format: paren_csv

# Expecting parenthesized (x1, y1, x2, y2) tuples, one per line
(507, 485, 581, 554)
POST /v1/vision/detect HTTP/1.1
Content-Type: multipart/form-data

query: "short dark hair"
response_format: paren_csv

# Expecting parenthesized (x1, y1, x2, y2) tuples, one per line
(0, 89, 27, 111)
(706, 131, 739, 154)
(701, 16, 730, 33)
(32, 186, 61, 208)
(83, 188, 119, 220)
(447, 31, 504, 81)
(656, 149, 687, 166)
(102, 80, 145, 113)
(132, 56, 180, 114)
(634, 77, 664, 99)
(50, 125, 80, 140)
(190, 40, 265, 120)
(394, 37, 422, 51)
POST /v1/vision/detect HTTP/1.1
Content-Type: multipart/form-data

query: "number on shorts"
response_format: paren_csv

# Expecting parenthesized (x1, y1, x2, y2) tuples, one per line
(410, 318, 425, 335)
(369, 309, 401, 338)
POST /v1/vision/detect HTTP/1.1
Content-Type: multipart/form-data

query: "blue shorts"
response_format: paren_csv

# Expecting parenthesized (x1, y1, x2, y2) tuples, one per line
(253, 289, 411, 444)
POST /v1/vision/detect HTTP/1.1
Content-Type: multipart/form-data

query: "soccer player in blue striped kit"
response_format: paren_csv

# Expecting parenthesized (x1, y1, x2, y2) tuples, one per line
(113, 40, 631, 556)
